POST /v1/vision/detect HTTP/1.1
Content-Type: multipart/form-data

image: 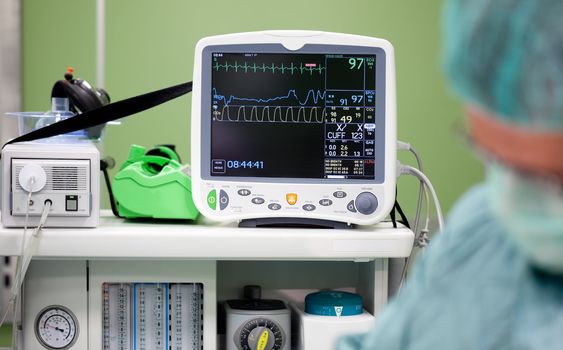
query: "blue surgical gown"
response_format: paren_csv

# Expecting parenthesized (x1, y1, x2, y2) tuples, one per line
(337, 183, 563, 350)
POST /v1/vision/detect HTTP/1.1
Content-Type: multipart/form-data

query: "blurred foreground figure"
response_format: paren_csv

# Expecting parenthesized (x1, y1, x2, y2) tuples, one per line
(338, 0, 563, 349)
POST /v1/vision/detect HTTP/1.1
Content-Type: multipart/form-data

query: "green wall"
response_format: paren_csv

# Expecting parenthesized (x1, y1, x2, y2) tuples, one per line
(0, 324, 11, 346)
(22, 0, 483, 217)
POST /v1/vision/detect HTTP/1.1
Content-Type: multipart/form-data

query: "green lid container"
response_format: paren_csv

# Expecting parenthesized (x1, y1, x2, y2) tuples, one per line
(305, 291, 363, 316)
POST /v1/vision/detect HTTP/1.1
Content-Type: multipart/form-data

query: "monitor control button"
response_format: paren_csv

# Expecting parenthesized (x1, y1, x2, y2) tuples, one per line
(237, 189, 251, 196)
(251, 197, 265, 205)
(219, 190, 229, 210)
(347, 200, 357, 213)
(302, 204, 316, 212)
(319, 199, 333, 206)
(355, 192, 378, 215)
(268, 203, 282, 211)
(207, 190, 217, 210)
(286, 193, 298, 205)
(333, 191, 347, 199)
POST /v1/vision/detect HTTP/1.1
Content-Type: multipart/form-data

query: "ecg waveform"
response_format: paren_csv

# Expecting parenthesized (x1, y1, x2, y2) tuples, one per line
(212, 88, 325, 107)
(213, 61, 325, 75)
(214, 105, 325, 123)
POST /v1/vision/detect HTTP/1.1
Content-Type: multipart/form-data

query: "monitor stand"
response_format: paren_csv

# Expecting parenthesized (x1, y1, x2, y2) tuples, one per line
(238, 217, 353, 229)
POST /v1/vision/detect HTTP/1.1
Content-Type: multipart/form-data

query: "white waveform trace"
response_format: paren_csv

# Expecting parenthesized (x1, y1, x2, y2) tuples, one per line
(215, 105, 326, 123)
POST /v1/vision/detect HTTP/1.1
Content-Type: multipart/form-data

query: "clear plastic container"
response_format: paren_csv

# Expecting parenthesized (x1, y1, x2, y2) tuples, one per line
(5, 97, 118, 143)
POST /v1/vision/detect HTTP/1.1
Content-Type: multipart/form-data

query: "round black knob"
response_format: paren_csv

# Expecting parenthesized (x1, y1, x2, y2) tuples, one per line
(243, 285, 262, 299)
(355, 192, 378, 215)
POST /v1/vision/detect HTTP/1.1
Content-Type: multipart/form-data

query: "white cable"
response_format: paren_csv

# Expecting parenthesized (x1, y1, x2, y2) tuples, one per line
(397, 140, 411, 150)
(395, 143, 442, 289)
(15, 200, 51, 298)
(396, 141, 427, 240)
(396, 142, 430, 291)
(0, 300, 11, 337)
(399, 164, 445, 231)
(396, 142, 429, 239)
(10, 201, 51, 297)
(9, 200, 51, 350)
(0, 177, 33, 350)
(10, 179, 33, 300)
(396, 164, 441, 290)
(417, 185, 431, 247)
(0, 175, 51, 349)
(408, 147, 425, 237)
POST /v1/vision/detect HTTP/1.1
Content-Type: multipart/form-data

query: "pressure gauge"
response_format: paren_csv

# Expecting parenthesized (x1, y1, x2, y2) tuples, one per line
(236, 317, 285, 350)
(225, 296, 290, 350)
(35, 305, 78, 349)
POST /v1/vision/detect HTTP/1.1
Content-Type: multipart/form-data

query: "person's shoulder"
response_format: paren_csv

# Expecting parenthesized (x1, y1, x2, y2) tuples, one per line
(436, 182, 504, 245)
(446, 182, 494, 234)
(416, 182, 526, 284)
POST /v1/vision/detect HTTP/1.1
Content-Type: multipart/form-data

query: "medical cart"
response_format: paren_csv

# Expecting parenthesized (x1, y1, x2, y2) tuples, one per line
(0, 210, 413, 349)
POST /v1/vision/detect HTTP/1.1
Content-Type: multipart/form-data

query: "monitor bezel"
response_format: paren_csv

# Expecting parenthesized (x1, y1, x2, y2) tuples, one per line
(199, 44, 387, 184)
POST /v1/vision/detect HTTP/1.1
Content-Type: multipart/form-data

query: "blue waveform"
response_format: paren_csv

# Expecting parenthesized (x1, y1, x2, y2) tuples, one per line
(212, 88, 325, 106)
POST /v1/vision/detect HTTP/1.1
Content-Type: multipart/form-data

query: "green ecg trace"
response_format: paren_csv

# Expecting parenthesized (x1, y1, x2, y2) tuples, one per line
(213, 61, 325, 75)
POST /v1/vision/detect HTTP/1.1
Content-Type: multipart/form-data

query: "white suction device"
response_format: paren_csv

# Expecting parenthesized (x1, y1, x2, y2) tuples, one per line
(1, 141, 100, 228)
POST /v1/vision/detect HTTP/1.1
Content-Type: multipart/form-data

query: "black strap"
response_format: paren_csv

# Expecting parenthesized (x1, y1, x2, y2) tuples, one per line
(3, 81, 192, 148)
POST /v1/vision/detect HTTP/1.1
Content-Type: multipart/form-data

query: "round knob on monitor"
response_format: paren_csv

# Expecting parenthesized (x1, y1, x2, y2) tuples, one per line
(355, 192, 378, 215)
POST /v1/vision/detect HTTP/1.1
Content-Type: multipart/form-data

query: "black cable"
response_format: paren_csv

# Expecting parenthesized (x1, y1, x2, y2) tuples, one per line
(100, 158, 122, 218)
(3, 81, 192, 148)
(394, 200, 410, 229)
(390, 201, 398, 229)
(390, 188, 398, 228)
(390, 187, 411, 229)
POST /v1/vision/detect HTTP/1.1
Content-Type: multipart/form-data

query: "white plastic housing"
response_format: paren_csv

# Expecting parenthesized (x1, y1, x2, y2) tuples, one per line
(191, 31, 397, 225)
(289, 302, 375, 350)
(1, 142, 100, 227)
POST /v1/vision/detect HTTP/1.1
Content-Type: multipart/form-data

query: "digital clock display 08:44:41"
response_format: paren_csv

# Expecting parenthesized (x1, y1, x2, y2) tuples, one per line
(226, 160, 264, 169)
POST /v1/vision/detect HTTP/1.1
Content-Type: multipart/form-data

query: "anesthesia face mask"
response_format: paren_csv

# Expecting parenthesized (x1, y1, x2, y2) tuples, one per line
(488, 163, 563, 274)
(467, 105, 563, 273)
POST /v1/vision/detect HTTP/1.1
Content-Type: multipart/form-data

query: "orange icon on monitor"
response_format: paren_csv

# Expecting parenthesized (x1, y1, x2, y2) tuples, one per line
(286, 193, 298, 205)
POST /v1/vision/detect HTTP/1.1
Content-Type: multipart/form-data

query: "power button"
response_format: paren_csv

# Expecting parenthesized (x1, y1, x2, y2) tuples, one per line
(207, 190, 217, 210)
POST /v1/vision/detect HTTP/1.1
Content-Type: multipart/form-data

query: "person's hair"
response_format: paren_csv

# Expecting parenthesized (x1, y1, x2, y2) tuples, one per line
(442, 0, 563, 129)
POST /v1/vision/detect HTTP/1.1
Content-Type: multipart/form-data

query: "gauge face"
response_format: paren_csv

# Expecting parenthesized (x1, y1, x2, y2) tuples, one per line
(35, 306, 78, 350)
(236, 317, 284, 350)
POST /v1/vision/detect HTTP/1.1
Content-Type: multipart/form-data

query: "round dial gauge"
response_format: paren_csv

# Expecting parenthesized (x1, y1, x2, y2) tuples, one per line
(236, 317, 285, 350)
(35, 306, 78, 349)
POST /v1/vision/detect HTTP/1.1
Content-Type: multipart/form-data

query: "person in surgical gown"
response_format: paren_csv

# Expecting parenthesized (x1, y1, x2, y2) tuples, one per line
(337, 0, 563, 349)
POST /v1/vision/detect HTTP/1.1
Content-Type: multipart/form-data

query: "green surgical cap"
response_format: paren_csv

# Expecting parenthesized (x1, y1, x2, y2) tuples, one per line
(442, 0, 563, 129)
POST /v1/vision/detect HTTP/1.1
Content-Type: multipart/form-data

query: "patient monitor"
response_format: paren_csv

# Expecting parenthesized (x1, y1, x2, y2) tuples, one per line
(191, 31, 396, 226)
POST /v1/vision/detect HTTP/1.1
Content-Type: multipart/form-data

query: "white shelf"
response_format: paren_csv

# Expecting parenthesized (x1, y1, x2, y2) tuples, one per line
(0, 210, 414, 260)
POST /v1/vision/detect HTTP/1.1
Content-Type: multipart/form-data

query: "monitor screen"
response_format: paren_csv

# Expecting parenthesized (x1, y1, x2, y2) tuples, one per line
(209, 51, 380, 180)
